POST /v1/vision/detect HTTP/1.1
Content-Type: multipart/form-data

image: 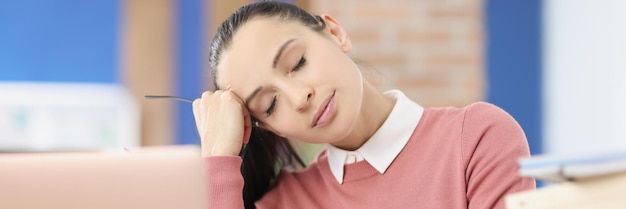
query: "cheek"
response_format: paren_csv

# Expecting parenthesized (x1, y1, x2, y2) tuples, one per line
(303, 58, 346, 86)
(311, 47, 360, 81)
(267, 115, 305, 138)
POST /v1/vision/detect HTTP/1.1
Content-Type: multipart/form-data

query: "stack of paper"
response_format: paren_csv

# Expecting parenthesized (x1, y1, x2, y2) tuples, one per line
(518, 150, 626, 182)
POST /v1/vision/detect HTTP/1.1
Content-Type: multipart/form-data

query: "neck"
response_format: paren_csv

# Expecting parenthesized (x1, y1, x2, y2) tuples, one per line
(330, 82, 395, 151)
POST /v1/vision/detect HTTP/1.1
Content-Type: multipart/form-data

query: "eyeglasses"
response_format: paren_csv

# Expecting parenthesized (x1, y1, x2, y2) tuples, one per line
(144, 95, 193, 103)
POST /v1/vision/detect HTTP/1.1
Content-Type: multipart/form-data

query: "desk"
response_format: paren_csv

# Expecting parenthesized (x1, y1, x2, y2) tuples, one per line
(506, 172, 626, 209)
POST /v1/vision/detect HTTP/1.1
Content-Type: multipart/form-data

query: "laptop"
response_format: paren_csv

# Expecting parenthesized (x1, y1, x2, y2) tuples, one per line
(0, 146, 208, 209)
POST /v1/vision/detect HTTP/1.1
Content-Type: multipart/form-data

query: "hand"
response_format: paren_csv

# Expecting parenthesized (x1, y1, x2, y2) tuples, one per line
(192, 90, 252, 157)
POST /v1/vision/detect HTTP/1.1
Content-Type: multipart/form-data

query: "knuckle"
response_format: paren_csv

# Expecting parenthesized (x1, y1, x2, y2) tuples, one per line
(220, 91, 233, 100)
(212, 90, 224, 99)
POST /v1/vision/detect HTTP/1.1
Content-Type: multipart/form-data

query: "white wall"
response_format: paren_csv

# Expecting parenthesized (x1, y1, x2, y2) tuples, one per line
(0, 82, 139, 151)
(544, 0, 626, 154)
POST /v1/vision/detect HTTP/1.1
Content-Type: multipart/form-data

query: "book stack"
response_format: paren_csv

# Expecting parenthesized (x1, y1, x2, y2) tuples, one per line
(506, 150, 626, 209)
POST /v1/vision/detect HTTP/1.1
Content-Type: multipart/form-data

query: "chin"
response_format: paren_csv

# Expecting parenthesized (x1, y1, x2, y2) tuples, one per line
(296, 120, 355, 144)
(326, 111, 359, 143)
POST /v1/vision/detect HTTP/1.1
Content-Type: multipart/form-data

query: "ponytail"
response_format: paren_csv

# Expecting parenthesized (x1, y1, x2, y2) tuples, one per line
(239, 121, 305, 208)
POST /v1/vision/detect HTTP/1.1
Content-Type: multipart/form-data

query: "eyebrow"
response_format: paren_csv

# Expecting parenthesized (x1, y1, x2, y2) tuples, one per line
(245, 86, 263, 106)
(273, 38, 296, 69)
(245, 39, 296, 107)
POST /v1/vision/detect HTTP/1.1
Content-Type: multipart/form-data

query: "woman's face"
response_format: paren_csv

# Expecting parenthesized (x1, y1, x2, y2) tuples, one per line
(216, 15, 363, 143)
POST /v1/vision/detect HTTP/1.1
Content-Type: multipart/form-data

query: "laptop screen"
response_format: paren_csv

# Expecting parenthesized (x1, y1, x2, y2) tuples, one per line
(0, 146, 207, 209)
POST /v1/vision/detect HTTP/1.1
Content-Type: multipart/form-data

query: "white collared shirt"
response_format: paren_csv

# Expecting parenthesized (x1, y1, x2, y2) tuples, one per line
(326, 90, 424, 184)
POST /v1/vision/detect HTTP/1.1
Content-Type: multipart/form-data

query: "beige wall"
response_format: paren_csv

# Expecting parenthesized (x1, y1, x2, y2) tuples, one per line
(205, 0, 251, 90)
(309, 0, 485, 107)
(121, 0, 176, 146)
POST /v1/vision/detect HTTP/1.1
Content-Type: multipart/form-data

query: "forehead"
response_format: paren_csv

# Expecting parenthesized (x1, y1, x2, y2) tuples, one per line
(216, 17, 309, 89)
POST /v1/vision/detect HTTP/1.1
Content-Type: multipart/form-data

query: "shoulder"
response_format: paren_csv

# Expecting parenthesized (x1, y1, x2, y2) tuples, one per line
(458, 102, 528, 162)
(464, 101, 512, 120)
(267, 151, 328, 186)
(418, 102, 501, 130)
(418, 102, 517, 135)
(416, 102, 522, 155)
(287, 150, 328, 183)
(424, 101, 506, 118)
(459, 102, 535, 208)
(461, 102, 522, 135)
(257, 152, 329, 208)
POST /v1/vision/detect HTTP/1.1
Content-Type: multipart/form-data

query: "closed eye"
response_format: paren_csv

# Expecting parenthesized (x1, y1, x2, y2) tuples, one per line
(292, 56, 306, 72)
(265, 95, 277, 116)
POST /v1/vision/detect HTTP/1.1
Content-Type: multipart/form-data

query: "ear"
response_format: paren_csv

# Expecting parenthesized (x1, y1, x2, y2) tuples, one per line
(319, 14, 352, 53)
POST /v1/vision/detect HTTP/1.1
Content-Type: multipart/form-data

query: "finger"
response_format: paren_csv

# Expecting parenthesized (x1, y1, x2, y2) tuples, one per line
(192, 98, 202, 128)
(201, 91, 213, 99)
(242, 106, 252, 144)
(223, 91, 252, 144)
(219, 90, 232, 100)
(200, 91, 213, 109)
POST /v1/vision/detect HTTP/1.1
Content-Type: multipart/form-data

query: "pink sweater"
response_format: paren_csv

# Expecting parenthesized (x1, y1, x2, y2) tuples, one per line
(205, 102, 535, 208)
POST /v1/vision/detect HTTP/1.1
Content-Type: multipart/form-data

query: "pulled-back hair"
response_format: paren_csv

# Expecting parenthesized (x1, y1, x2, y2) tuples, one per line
(208, 1, 327, 208)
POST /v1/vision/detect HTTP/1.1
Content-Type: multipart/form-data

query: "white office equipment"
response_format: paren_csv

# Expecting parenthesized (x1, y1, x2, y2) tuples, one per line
(0, 82, 139, 151)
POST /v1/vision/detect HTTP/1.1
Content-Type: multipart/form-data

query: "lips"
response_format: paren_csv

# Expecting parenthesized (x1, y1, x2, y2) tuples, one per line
(311, 91, 336, 127)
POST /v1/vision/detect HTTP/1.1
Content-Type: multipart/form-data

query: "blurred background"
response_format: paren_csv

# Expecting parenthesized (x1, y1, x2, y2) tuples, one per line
(1, 0, 625, 164)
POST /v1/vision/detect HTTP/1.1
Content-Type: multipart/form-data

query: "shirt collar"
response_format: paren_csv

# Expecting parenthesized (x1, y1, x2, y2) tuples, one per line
(326, 90, 424, 184)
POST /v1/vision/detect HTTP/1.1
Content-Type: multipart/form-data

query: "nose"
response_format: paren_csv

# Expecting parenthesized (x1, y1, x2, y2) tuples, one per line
(285, 84, 314, 113)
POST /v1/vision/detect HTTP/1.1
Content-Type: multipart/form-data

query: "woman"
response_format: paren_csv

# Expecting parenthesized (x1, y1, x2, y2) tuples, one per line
(193, 1, 535, 208)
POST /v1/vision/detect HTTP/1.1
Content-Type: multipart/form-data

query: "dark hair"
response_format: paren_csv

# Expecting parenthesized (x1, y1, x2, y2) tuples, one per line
(208, 1, 327, 208)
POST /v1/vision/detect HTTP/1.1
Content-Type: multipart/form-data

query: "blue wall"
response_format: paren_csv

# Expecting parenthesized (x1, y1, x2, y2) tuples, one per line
(175, 0, 204, 145)
(0, 1, 119, 83)
(0, 0, 205, 145)
(486, 0, 543, 155)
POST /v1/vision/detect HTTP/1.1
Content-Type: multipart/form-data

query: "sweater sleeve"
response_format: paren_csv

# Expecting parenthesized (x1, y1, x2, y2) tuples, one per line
(205, 156, 245, 209)
(461, 102, 535, 209)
